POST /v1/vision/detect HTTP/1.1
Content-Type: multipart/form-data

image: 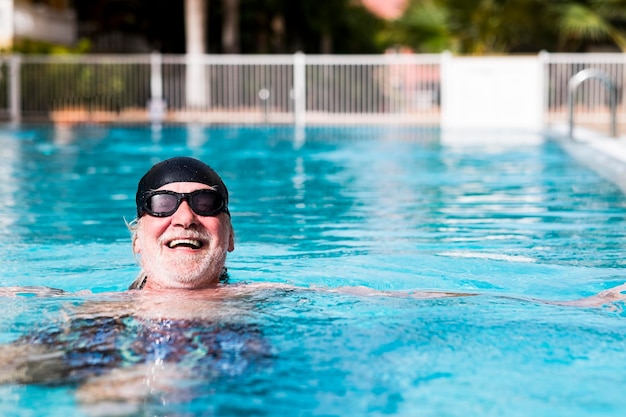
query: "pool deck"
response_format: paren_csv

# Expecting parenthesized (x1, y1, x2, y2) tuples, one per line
(550, 124, 626, 193)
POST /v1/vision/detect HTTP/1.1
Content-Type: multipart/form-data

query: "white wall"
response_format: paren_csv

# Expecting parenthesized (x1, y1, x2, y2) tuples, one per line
(441, 54, 544, 131)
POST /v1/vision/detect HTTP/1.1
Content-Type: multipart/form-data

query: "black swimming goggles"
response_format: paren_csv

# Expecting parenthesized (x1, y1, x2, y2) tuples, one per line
(140, 189, 228, 218)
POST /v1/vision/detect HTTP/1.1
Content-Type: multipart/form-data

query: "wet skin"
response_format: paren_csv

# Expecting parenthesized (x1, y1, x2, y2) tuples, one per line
(133, 181, 235, 290)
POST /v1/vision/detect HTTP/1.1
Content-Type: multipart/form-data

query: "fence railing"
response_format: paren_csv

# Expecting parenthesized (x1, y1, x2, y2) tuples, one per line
(544, 53, 626, 133)
(0, 52, 624, 131)
(0, 53, 442, 125)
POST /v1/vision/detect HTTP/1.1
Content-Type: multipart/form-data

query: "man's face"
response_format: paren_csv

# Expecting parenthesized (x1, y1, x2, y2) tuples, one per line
(133, 181, 235, 289)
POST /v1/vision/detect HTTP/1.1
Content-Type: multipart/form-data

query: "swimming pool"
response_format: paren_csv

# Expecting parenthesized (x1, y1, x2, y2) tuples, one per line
(1, 124, 626, 416)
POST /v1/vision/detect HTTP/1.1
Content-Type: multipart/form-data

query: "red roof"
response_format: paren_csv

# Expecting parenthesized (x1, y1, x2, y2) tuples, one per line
(361, 0, 408, 20)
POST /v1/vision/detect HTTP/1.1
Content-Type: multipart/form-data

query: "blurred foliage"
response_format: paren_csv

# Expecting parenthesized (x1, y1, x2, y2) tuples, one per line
(9, 39, 92, 55)
(9, 0, 626, 55)
(553, 0, 626, 51)
(214, 0, 386, 53)
(377, 0, 626, 54)
(70, 0, 385, 54)
(19, 61, 145, 113)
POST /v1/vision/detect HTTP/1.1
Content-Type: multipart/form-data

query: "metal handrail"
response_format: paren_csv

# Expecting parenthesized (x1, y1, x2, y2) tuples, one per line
(568, 68, 618, 139)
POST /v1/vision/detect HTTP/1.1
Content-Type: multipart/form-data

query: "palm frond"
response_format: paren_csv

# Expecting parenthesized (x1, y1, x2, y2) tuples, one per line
(557, 4, 613, 41)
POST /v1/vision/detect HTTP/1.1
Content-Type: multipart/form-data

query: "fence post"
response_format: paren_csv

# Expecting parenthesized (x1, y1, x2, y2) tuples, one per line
(186, 54, 207, 109)
(293, 51, 306, 129)
(148, 51, 166, 124)
(538, 50, 549, 131)
(9, 54, 20, 123)
(440, 50, 452, 130)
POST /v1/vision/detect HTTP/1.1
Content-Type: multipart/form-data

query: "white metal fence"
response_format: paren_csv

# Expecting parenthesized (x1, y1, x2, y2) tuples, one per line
(0, 53, 442, 125)
(0, 52, 624, 131)
(544, 53, 626, 133)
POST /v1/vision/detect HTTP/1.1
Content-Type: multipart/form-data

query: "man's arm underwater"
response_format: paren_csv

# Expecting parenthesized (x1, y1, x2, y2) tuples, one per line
(2, 281, 626, 308)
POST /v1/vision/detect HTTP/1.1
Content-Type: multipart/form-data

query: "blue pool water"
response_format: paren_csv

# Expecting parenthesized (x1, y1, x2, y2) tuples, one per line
(1, 125, 626, 416)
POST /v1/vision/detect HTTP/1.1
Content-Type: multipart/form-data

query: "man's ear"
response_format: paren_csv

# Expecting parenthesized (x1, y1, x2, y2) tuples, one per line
(132, 230, 141, 254)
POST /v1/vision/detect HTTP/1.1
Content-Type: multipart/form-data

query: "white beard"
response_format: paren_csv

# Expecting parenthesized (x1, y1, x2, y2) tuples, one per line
(136, 227, 229, 289)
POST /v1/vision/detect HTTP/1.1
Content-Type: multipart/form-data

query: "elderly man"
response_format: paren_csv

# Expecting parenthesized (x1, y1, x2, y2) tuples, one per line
(0, 158, 252, 404)
(128, 156, 235, 291)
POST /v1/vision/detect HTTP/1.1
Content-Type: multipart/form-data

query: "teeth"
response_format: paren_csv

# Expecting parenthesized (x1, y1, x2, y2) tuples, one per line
(167, 239, 203, 249)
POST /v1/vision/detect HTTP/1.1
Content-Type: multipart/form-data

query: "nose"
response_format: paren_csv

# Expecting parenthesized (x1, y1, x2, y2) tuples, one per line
(170, 200, 198, 228)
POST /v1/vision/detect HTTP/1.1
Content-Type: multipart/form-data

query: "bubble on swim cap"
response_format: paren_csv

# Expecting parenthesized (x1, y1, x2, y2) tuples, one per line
(136, 156, 229, 218)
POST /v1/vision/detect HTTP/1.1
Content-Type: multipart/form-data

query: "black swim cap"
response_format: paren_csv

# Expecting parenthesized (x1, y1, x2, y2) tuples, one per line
(136, 156, 229, 218)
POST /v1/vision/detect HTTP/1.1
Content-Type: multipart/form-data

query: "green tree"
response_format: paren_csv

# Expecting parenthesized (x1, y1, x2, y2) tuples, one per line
(379, 0, 626, 54)
(377, 0, 455, 53)
(552, 0, 626, 51)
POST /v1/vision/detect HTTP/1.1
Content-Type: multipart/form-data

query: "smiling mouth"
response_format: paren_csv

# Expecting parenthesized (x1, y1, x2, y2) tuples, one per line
(166, 239, 204, 249)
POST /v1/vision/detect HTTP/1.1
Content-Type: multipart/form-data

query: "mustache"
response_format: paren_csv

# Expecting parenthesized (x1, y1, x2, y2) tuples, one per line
(158, 230, 212, 245)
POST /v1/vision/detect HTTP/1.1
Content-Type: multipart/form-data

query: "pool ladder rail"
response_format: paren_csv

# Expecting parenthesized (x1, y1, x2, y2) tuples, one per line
(568, 68, 618, 139)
